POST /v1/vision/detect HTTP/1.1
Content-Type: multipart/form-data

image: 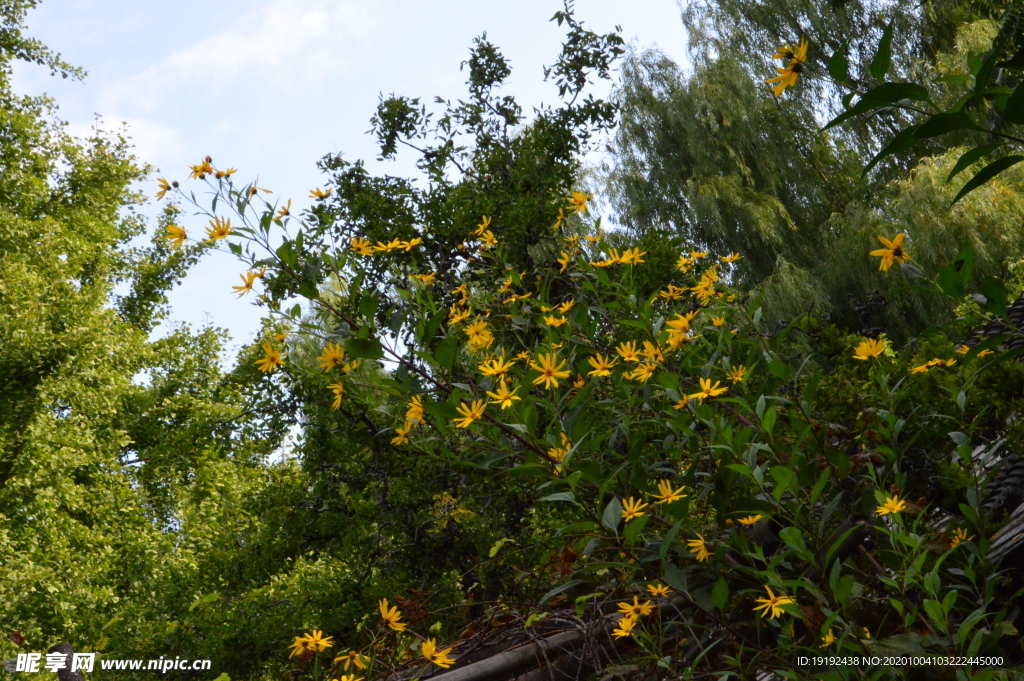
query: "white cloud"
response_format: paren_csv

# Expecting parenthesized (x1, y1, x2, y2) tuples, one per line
(98, 0, 384, 116)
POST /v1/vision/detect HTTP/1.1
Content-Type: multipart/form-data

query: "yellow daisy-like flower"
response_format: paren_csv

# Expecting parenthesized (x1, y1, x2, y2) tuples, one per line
(651, 479, 687, 504)
(402, 237, 423, 251)
(556, 250, 572, 272)
(853, 337, 888, 360)
(687, 377, 728, 403)
(875, 495, 907, 516)
(453, 399, 486, 428)
(621, 496, 648, 521)
(474, 215, 491, 236)
(231, 270, 260, 298)
(165, 224, 187, 249)
(587, 353, 618, 377)
(611, 614, 637, 639)
(309, 187, 332, 199)
(711, 316, 726, 327)
(319, 342, 346, 371)
(529, 352, 570, 390)
(305, 629, 334, 652)
(627, 362, 658, 383)
(421, 638, 456, 669)
(765, 37, 809, 97)
(620, 247, 647, 265)
(448, 304, 471, 325)
(616, 341, 641, 363)
(333, 651, 367, 671)
(869, 233, 909, 272)
(406, 395, 425, 425)
(391, 421, 413, 445)
(328, 383, 344, 410)
(736, 514, 765, 525)
(155, 177, 173, 200)
(544, 315, 569, 327)
(949, 527, 975, 547)
(567, 191, 594, 215)
(676, 255, 695, 273)
(486, 380, 521, 410)
(479, 353, 515, 377)
(412, 272, 436, 285)
(213, 167, 236, 180)
(646, 584, 672, 597)
(727, 365, 747, 383)
(640, 341, 664, 362)
(720, 252, 742, 263)
(255, 343, 284, 372)
(617, 596, 655, 617)
(820, 629, 836, 648)
(753, 585, 796, 618)
(288, 635, 313, 659)
(205, 216, 232, 242)
(350, 237, 375, 256)
(274, 199, 292, 221)
(378, 599, 407, 631)
(687, 534, 711, 562)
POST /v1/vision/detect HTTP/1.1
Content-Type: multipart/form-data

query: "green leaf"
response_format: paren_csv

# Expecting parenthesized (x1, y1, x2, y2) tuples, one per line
(952, 155, 1024, 205)
(212, 675, 231, 681)
(359, 292, 379, 320)
(189, 592, 220, 612)
(834, 575, 854, 606)
(489, 538, 516, 557)
(662, 561, 687, 593)
(915, 111, 980, 139)
(946, 144, 1001, 183)
(539, 579, 583, 605)
(936, 244, 975, 298)
(540, 492, 577, 503)
(275, 239, 297, 267)
(601, 497, 622, 532)
(432, 335, 459, 370)
(345, 338, 384, 360)
(761, 405, 777, 434)
(870, 20, 895, 82)
(768, 466, 796, 501)
(624, 515, 649, 545)
(827, 45, 848, 83)
(823, 82, 931, 130)
(712, 577, 729, 610)
(923, 599, 948, 634)
(863, 125, 921, 176)
(1005, 81, 1024, 124)
(979, 276, 1008, 316)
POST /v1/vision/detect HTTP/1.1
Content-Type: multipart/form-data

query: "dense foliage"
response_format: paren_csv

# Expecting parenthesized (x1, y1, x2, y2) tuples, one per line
(3, 1, 1024, 681)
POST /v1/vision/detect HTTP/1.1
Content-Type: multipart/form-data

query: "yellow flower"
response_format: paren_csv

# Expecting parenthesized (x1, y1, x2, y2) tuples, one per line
(248, 177, 273, 195)
(558, 300, 574, 313)
(875, 495, 907, 516)
(820, 629, 836, 647)
(374, 238, 404, 253)
(687, 377, 728, 403)
(587, 353, 618, 377)
(318, 342, 346, 371)
(309, 187, 332, 199)
(333, 651, 368, 671)
(391, 421, 413, 445)
(255, 343, 284, 372)
(479, 354, 515, 377)
(690, 250, 709, 259)
(342, 360, 360, 373)
(753, 585, 796, 618)
(852, 337, 888, 360)
(627, 362, 658, 383)
(687, 534, 711, 562)
(205, 216, 232, 242)
(544, 315, 569, 327)
(711, 316, 726, 327)
(529, 352, 570, 389)
(165, 224, 187, 249)
(478, 230, 497, 250)
(305, 629, 334, 652)
(336, 675, 363, 681)
(288, 635, 313, 659)
(486, 380, 520, 409)
(766, 37, 809, 97)
(448, 304, 471, 325)
(870, 233, 909, 272)
(350, 237, 375, 256)
(155, 177, 173, 200)
(640, 341, 664, 362)
(862, 628, 871, 639)
(231, 271, 260, 298)
(911, 357, 956, 373)
(676, 255, 695, 272)
(737, 514, 764, 525)
(727, 365, 747, 383)
(620, 247, 647, 265)
(412, 272, 436, 285)
(189, 158, 214, 179)
(328, 383, 344, 410)
(651, 479, 687, 504)
(583, 228, 603, 243)
(421, 638, 456, 669)
(949, 528, 974, 547)
(556, 250, 572, 272)
(616, 341, 641, 363)
(720, 252, 742, 263)
(453, 399, 486, 428)
(378, 599, 407, 631)
(547, 432, 572, 467)
(666, 311, 698, 333)
(474, 215, 492, 236)
(567, 191, 594, 214)
(406, 395, 425, 425)
(213, 167, 236, 180)
(571, 374, 586, 390)
(646, 584, 672, 597)
(658, 285, 686, 301)
(590, 248, 622, 267)
(621, 496, 648, 521)
(274, 199, 292, 221)
(611, 614, 637, 638)
(401, 237, 423, 251)
(617, 596, 655, 617)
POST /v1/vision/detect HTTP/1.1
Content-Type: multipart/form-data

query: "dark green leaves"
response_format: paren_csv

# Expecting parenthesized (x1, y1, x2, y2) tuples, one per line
(979, 276, 1009, 316)
(869, 20, 895, 83)
(1004, 81, 1024, 125)
(345, 338, 384, 359)
(936, 245, 975, 298)
(823, 83, 931, 130)
(827, 45, 849, 84)
(947, 144, 1001, 182)
(952, 156, 1024, 205)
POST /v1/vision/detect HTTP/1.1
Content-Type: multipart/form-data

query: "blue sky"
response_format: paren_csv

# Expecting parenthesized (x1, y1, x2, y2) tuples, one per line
(12, 0, 689, 353)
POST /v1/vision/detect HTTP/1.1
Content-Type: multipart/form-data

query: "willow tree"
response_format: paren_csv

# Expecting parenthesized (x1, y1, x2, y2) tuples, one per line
(608, 0, 1024, 334)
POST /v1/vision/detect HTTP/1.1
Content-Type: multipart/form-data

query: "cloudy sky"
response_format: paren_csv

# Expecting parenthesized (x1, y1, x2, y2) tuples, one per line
(12, 0, 689, 353)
